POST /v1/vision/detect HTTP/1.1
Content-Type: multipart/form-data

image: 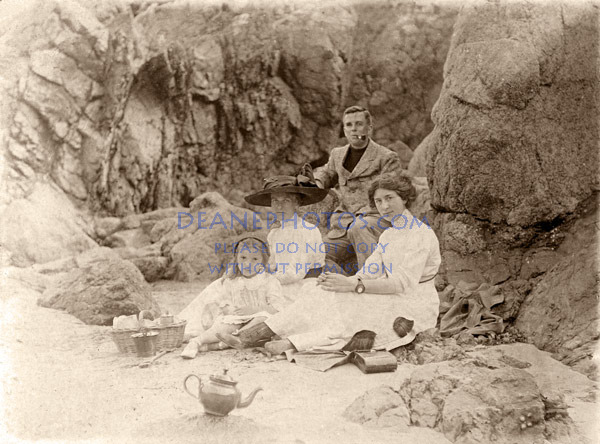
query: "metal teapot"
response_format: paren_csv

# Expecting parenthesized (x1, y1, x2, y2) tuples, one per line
(184, 369, 262, 416)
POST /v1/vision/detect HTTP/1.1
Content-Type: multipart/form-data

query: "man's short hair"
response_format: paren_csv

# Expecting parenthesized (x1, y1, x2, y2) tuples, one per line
(343, 105, 373, 126)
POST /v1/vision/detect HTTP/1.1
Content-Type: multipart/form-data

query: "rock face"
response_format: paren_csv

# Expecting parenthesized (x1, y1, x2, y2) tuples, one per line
(425, 0, 600, 373)
(346, 344, 591, 443)
(433, 195, 598, 378)
(418, 1, 600, 336)
(393, 329, 467, 365)
(38, 255, 161, 325)
(401, 360, 546, 444)
(427, 1, 598, 229)
(343, 385, 410, 430)
(425, 1, 599, 332)
(0, 0, 456, 216)
(514, 238, 599, 379)
(345, 2, 455, 150)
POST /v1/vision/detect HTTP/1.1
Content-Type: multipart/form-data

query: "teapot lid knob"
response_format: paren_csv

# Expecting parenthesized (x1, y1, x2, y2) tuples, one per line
(210, 368, 236, 385)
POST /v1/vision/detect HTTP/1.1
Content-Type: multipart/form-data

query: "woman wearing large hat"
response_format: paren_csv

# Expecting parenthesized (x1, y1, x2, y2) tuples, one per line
(245, 164, 329, 294)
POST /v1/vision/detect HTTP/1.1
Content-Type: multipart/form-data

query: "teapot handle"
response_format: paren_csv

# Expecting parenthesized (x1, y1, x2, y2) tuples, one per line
(183, 374, 202, 399)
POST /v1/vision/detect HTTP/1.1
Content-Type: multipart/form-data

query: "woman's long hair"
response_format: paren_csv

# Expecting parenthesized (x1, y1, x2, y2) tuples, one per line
(368, 173, 416, 210)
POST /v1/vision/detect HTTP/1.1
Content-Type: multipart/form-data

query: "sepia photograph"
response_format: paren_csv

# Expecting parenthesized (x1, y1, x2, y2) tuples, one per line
(0, 0, 598, 442)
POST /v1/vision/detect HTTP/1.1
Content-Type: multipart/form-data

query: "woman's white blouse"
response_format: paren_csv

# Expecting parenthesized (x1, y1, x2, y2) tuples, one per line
(356, 210, 441, 294)
(267, 219, 325, 285)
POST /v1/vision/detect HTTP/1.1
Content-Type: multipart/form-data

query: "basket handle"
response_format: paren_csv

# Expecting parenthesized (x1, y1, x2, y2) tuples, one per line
(184, 374, 202, 400)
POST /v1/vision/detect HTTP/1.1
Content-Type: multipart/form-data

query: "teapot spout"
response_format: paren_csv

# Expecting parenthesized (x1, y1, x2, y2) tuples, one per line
(237, 387, 263, 409)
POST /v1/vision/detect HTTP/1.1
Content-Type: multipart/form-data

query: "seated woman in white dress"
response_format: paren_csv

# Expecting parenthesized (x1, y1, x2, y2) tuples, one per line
(219, 173, 441, 356)
(178, 166, 328, 337)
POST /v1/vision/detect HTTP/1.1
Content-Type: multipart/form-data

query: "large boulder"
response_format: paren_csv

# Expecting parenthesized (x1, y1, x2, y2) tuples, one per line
(344, 343, 594, 443)
(428, 1, 598, 229)
(427, 0, 599, 297)
(345, 344, 592, 444)
(400, 361, 547, 444)
(38, 256, 160, 325)
(0, 183, 97, 265)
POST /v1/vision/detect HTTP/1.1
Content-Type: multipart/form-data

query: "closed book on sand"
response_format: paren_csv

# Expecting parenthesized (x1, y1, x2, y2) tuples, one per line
(351, 351, 397, 374)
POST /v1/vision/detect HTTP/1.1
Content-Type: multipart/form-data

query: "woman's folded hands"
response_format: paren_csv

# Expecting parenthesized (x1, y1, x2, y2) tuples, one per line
(317, 272, 398, 295)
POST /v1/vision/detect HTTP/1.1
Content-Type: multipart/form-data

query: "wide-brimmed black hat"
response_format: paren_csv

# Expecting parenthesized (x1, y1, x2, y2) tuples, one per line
(244, 164, 329, 207)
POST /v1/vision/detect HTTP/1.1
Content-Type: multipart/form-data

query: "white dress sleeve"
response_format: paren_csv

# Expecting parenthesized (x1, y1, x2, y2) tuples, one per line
(383, 229, 435, 295)
(356, 243, 386, 281)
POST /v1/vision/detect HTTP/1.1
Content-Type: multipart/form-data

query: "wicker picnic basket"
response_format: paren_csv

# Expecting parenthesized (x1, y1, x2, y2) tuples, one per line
(110, 312, 187, 354)
(111, 327, 143, 354)
(149, 320, 187, 350)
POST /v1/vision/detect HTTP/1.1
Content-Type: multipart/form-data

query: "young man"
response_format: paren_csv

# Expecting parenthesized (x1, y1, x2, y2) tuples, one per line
(313, 105, 401, 275)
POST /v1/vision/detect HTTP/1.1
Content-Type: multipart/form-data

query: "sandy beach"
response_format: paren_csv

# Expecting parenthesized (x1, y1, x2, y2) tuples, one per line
(1, 275, 597, 444)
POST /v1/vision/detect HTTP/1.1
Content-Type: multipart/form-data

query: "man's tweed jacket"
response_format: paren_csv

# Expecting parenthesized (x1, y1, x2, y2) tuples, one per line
(313, 140, 401, 214)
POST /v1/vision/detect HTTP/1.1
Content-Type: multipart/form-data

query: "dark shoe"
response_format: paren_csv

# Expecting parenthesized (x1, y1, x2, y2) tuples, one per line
(393, 317, 414, 338)
(341, 330, 376, 351)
